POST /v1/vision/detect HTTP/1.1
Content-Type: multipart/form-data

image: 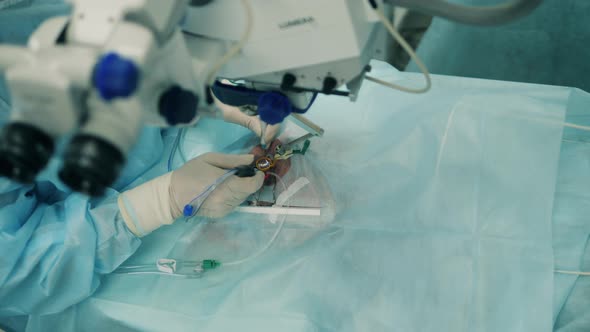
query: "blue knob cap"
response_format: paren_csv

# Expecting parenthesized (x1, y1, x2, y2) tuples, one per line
(93, 53, 140, 101)
(257, 92, 293, 125)
(183, 204, 194, 217)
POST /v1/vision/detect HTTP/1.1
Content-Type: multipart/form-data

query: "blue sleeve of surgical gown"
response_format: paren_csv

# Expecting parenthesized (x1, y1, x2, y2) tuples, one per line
(0, 180, 141, 316)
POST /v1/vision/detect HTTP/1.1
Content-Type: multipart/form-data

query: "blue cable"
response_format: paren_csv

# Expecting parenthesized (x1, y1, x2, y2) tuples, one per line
(300, 92, 319, 113)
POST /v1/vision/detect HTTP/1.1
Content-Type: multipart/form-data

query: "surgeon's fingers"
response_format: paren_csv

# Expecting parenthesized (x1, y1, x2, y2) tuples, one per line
(219, 103, 254, 127)
(243, 116, 281, 142)
(198, 171, 264, 218)
(228, 111, 263, 137)
(225, 170, 265, 195)
(200, 153, 255, 170)
(213, 93, 253, 125)
(263, 122, 281, 143)
(214, 95, 282, 139)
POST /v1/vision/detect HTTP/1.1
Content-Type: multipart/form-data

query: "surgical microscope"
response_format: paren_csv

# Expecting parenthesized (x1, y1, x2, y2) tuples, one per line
(0, 0, 542, 196)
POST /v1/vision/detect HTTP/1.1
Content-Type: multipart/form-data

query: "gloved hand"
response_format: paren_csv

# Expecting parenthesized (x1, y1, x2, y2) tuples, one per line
(213, 93, 281, 144)
(118, 153, 264, 237)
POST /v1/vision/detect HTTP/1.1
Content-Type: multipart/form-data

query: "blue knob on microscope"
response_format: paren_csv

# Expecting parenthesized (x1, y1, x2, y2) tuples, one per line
(257, 91, 293, 125)
(93, 52, 140, 101)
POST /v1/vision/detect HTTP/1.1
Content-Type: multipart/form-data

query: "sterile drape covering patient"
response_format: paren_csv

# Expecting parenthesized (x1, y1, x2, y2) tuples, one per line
(5, 59, 587, 332)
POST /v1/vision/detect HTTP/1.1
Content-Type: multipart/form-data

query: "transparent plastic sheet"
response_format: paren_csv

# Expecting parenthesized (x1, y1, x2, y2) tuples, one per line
(238, 153, 336, 228)
(24, 63, 575, 331)
(272, 153, 336, 226)
(552, 89, 590, 331)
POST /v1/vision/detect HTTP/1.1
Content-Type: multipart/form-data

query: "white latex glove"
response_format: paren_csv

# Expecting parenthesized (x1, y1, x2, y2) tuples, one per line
(212, 93, 281, 144)
(118, 153, 264, 237)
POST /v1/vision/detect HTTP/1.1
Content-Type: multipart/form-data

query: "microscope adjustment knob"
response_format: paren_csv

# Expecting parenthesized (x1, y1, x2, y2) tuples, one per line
(93, 52, 140, 101)
(158, 85, 199, 126)
(257, 91, 293, 125)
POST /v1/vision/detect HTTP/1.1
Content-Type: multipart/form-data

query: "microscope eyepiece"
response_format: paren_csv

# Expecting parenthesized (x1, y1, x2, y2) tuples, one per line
(0, 123, 54, 184)
(59, 135, 125, 196)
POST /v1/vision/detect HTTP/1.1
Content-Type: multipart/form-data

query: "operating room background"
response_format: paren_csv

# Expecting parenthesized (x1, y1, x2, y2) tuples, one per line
(403, 0, 590, 93)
